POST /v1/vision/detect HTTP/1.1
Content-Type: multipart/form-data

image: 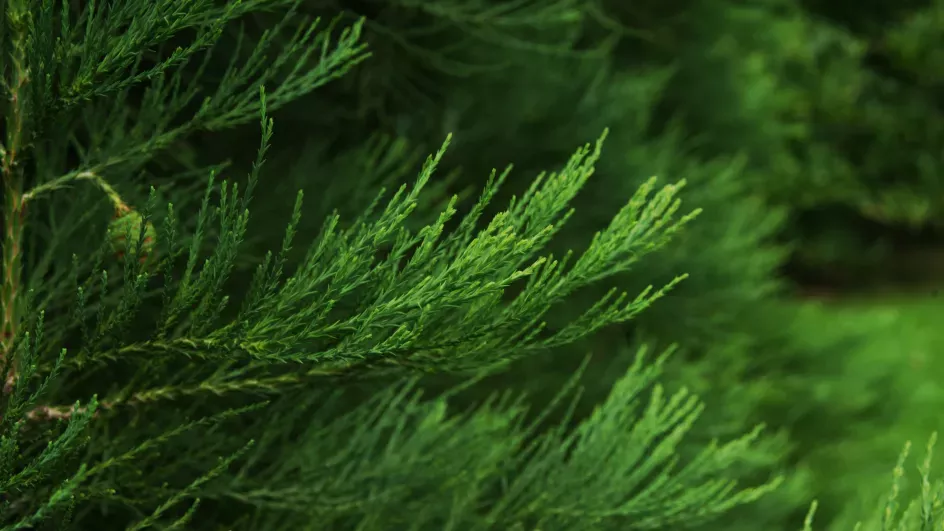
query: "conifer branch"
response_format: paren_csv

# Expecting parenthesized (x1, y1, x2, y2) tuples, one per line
(22, 171, 123, 208)
(0, 0, 797, 526)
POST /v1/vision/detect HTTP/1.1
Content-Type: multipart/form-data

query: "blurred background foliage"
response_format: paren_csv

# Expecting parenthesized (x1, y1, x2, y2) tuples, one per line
(162, 0, 944, 528)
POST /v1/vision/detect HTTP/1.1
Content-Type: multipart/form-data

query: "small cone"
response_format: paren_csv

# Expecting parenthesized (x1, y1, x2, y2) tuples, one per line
(107, 204, 158, 268)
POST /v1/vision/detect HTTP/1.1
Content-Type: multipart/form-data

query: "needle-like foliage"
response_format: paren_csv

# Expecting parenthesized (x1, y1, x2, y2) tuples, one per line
(0, 1, 791, 529)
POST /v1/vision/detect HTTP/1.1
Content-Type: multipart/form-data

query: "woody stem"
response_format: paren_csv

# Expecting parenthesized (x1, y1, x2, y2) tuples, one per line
(1, 153, 23, 388)
(2, 0, 31, 391)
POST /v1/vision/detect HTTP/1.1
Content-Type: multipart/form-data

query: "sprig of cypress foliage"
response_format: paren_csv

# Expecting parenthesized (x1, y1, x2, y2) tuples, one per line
(0, 0, 792, 528)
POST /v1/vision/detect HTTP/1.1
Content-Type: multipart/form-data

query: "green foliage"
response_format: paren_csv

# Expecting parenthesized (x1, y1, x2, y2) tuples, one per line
(215, 347, 779, 530)
(3, 0, 939, 529)
(0, 1, 794, 529)
(263, 2, 905, 528)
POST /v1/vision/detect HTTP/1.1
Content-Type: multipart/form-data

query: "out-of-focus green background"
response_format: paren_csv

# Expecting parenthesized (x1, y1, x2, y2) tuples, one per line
(801, 294, 944, 526)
